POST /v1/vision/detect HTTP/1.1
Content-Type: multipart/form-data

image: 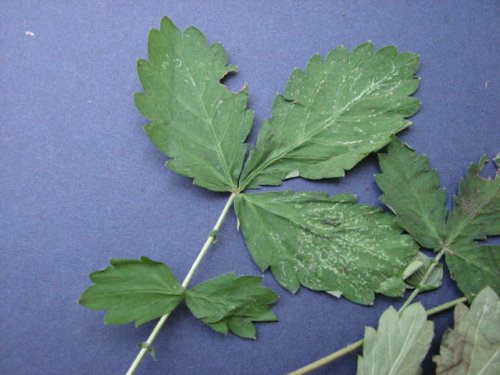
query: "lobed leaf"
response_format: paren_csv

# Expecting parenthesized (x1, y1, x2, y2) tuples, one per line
(135, 17, 253, 192)
(240, 43, 420, 189)
(357, 303, 434, 375)
(376, 138, 447, 249)
(433, 287, 500, 375)
(79, 257, 185, 326)
(235, 191, 418, 305)
(444, 157, 500, 299)
(185, 273, 278, 339)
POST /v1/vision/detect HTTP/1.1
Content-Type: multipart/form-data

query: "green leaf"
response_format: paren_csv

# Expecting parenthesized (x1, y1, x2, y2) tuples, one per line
(79, 257, 185, 326)
(433, 287, 500, 375)
(357, 303, 434, 375)
(185, 273, 278, 339)
(444, 157, 500, 299)
(239, 43, 420, 189)
(235, 191, 418, 305)
(135, 17, 253, 192)
(376, 138, 447, 249)
(404, 252, 443, 293)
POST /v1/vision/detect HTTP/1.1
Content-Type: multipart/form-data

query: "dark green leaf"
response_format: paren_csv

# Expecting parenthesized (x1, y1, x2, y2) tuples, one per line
(376, 138, 447, 249)
(444, 157, 500, 299)
(185, 273, 278, 339)
(357, 303, 434, 375)
(240, 43, 420, 189)
(79, 257, 185, 326)
(135, 17, 253, 192)
(235, 191, 418, 305)
(434, 287, 500, 375)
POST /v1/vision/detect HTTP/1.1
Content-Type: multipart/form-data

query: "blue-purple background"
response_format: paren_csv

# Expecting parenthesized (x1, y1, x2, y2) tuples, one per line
(1, 1, 499, 374)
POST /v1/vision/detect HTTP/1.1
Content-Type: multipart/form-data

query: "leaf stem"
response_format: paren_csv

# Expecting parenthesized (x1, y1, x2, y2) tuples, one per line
(125, 193, 237, 375)
(288, 282, 465, 375)
(425, 296, 467, 316)
(288, 339, 364, 375)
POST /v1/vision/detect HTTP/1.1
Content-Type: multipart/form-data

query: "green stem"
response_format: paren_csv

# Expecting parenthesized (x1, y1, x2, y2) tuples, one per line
(398, 248, 446, 313)
(426, 296, 467, 316)
(288, 289, 465, 375)
(288, 339, 364, 375)
(125, 193, 236, 375)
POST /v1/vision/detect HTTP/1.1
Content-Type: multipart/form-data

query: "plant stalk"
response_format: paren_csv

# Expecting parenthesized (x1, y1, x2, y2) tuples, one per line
(125, 193, 236, 375)
(426, 296, 467, 316)
(288, 339, 364, 375)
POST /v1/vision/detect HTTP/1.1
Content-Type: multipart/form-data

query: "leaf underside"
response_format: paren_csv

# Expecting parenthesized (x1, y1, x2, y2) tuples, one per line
(357, 303, 434, 375)
(235, 191, 418, 305)
(433, 287, 500, 375)
(135, 17, 253, 192)
(79, 257, 185, 326)
(445, 157, 500, 299)
(240, 42, 420, 189)
(185, 273, 278, 339)
(376, 138, 447, 250)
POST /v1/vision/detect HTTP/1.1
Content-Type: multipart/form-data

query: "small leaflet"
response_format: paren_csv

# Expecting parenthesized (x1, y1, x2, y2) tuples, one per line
(185, 273, 278, 339)
(357, 303, 434, 375)
(79, 257, 185, 326)
(404, 252, 443, 292)
(433, 287, 500, 375)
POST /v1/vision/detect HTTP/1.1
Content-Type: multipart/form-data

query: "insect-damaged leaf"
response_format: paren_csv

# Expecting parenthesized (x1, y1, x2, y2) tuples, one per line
(135, 17, 253, 192)
(376, 138, 447, 250)
(79, 257, 185, 326)
(433, 287, 500, 375)
(444, 157, 500, 299)
(239, 43, 420, 189)
(185, 273, 278, 339)
(235, 191, 418, 305)
(357, 303, 434, 375)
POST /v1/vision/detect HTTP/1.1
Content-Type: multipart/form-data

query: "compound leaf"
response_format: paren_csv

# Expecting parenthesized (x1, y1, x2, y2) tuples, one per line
(357, 303, 434, 375)
(433, 287, 500, 375)
(79, 257, 185, 326)
(135, 17, 253, 192)
(444, 157, 500, 299)
(240, 43, 420, 189)
(235, 191, 418, 305)
(376, 138, 447, 249)
(185, 273, 278, 339)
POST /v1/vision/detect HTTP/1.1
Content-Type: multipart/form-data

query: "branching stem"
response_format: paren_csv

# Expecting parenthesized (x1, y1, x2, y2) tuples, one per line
(125, 193, 236, 375)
